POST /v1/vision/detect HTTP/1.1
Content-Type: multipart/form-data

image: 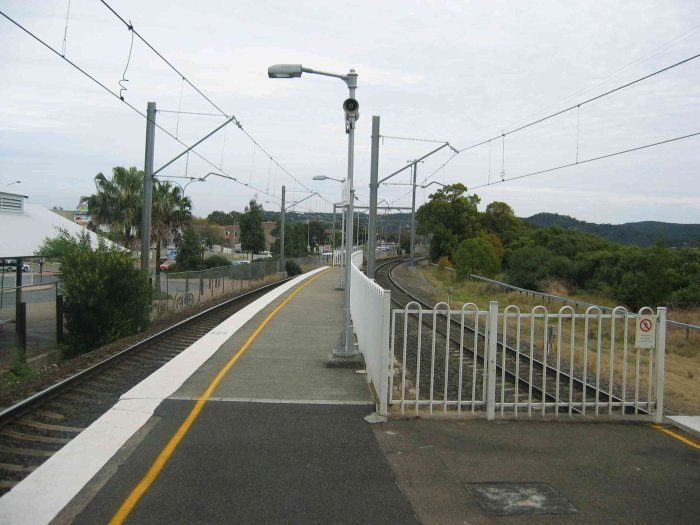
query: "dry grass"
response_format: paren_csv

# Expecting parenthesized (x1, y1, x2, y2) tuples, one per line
(422, 266, 700, 415)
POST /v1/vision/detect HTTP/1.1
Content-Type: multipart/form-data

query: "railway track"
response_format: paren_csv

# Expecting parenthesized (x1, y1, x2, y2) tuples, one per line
(0, 278, 289, 495)
(375, 258, 631, 416)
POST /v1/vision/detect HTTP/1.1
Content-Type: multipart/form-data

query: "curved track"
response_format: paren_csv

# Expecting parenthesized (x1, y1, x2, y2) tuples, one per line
(0, 278, 289, 494)
(374, 258, 627, 415)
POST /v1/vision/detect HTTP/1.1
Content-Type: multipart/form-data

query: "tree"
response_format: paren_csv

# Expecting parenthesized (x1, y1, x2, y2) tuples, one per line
(152, 181, 192, 281)
(240, 199, 266, 258)
(176, 226, 203, 270)
(272, 222, 308, 258)
(207, 210, 239, 225)
(454, 237, 501, 280)
(81, 167, 192, 258)
(81, 166, 143, 249)
(36, 230, 151, 357)
(416, 183, 481, 261)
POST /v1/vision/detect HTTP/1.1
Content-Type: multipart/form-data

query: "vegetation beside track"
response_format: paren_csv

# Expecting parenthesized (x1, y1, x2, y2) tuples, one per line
(420, 264, 700, 415)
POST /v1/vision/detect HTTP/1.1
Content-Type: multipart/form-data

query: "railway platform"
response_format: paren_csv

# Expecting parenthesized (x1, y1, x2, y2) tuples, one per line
(0, 265, 698, 524)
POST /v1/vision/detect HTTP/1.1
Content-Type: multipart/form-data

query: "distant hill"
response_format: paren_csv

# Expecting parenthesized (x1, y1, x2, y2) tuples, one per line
(525, 213, 700, 248)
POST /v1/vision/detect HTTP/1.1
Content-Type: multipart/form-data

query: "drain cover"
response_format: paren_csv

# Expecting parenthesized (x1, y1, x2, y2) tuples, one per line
(465, 482, 579, 516)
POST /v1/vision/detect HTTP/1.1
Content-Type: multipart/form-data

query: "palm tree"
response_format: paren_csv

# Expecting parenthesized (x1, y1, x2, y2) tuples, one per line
(151, 181, 192, 284)
(81, 166, 143, 249)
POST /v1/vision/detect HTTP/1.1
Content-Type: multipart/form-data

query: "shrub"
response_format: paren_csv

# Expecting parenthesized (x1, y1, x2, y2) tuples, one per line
(285, 260, 302, 276)
(453, 237, 500, 280)
(437, 256, 453, 270)
(36, 230, 151, 357)
(204, 254, 232, 269)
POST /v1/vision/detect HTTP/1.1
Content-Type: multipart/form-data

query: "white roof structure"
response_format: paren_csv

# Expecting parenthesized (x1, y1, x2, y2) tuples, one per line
(0, 184, 124, 259)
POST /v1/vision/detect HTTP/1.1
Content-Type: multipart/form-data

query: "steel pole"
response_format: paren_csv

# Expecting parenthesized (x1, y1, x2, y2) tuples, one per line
(332, 204, 336, 265)
(337, 114, 356, 356)
(280, 185, 286, 270)
(367, 116, 380, 278)
(410, 162, 417, 269)
(141, 102, 156, 274)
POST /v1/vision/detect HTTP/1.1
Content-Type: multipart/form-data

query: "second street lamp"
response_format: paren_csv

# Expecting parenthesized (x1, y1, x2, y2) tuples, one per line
(269, 64, 360, 362)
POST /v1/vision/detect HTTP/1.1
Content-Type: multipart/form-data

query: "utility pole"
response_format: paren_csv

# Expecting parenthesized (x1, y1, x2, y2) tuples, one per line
(141, 102, 156, 274)
(410, 161, 417, 270)
(280, 185, 286, 270)
(367, 116, 380, 278)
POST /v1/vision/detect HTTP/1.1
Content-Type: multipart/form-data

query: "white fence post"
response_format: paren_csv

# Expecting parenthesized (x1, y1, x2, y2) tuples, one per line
(379, 292, 391, 415)
(654, 307, 667, 424)
(486, 301, 498, 420)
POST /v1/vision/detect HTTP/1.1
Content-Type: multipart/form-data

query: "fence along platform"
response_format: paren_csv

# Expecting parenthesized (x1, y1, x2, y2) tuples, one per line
(389, 302, 666, 422)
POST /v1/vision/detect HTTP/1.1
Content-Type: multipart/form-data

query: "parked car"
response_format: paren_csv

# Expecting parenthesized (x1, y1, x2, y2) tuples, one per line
(159, 259, 176, 271)
(1, 259, 29, 272)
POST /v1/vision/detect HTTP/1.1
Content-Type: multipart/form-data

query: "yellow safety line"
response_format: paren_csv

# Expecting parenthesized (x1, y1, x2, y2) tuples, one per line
(109, 269, 332, 525)
(651, 424, 700, 450)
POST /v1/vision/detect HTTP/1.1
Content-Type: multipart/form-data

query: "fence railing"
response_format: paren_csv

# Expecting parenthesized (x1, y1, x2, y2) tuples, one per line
(154, 255, 329, 318)
(349, 253, 391, 414)
(0, 280, 62, 371)
(468, 274, 699, 336)
(390, 301, 666, 422)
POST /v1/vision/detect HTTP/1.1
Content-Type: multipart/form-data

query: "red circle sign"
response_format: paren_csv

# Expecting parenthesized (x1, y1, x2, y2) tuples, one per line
(639, 319, 653, 332)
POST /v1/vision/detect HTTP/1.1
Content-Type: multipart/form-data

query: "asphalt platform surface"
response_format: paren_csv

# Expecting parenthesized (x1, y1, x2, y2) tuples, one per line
(19, 266, 698, 524)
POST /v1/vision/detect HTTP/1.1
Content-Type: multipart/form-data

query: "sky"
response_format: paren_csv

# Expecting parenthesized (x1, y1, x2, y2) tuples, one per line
(1, 0, 699, 225)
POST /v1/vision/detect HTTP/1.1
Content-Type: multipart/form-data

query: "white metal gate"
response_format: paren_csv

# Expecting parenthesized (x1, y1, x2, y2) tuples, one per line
(389, 301, 666, 422)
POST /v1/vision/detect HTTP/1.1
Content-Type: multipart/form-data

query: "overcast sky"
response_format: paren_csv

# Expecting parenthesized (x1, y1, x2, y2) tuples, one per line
(1, 0, 699, 225)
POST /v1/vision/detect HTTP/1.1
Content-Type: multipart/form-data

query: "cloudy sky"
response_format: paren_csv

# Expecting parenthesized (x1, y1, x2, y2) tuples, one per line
(1, 0, 699, 224)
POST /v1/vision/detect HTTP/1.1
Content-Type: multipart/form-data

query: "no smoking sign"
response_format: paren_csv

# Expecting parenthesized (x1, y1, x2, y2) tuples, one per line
(635, 315, 656, 349)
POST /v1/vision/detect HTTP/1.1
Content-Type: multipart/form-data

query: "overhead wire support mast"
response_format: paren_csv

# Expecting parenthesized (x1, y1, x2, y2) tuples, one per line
(152, 116, 238, 177)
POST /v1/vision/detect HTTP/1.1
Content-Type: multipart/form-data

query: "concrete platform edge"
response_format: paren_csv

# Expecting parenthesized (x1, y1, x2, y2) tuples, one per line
(0, 268, 327, 525)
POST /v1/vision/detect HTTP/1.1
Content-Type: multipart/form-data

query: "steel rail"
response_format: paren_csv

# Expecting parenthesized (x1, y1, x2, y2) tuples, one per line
(0, 278, 291, 426)
(377, 259, 641, 414)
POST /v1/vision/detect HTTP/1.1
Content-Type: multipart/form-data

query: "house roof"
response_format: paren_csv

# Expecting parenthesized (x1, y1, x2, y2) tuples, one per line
(0, 190, 123, 259)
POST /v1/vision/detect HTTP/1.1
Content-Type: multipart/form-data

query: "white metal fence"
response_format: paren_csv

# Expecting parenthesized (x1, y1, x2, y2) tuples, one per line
(350, 256, 391, 413)
(390, 301, 667, 422)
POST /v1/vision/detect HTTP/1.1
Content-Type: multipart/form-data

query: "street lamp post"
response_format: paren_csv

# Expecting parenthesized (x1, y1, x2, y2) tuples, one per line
(269, 64, 360, 362)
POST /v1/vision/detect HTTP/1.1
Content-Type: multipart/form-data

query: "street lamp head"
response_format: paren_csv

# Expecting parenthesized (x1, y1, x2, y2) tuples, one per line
(268, 64, 303, 79)
(314, 175, 346, 183)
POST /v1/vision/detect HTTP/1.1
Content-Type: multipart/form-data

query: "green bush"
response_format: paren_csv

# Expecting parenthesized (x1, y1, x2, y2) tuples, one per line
(285, 260, 302, 276)
(176, 226, 204, 271)
(37, 230, 151, 357)
(204, 254, 232, 269)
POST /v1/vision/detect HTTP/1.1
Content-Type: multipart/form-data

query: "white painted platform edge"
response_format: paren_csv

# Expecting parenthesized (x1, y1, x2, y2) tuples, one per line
(667, 415, 700, 437)
(0, 268, 328, 525)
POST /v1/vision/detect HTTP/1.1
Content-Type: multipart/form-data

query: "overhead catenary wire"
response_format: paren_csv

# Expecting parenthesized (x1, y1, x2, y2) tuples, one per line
(379, 134, 450, 144)
(0, 9, 280, 202)
(99, 0, 329, 205)
(457, 50, 700, 155)
(469, 130, 700, 190)
(61, 0, 71, 57)
(413, 49, 700, 190)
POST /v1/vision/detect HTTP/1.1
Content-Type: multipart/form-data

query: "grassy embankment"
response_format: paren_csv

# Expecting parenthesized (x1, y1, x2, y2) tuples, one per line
(421, 266, 700, 415)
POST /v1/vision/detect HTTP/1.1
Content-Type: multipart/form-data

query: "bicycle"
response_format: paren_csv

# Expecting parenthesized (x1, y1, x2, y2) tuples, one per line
(174, 289, 195, 310)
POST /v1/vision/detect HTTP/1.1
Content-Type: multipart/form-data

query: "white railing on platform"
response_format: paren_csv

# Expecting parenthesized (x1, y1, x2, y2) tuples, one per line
(332, 247, 362, 267)
(347, 249, 391, 414)
(390, 301, 667, 422)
